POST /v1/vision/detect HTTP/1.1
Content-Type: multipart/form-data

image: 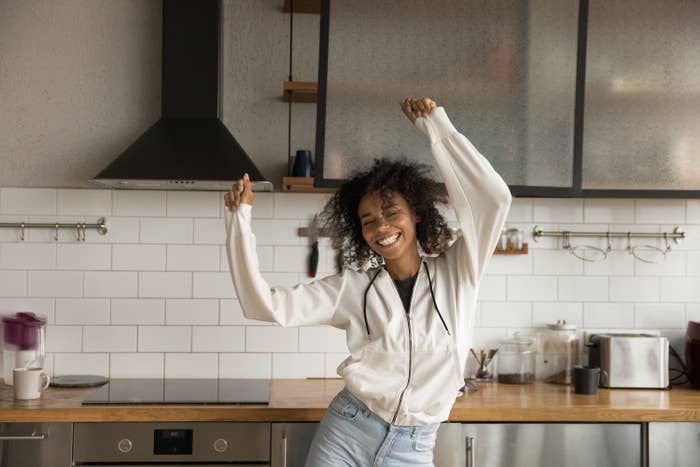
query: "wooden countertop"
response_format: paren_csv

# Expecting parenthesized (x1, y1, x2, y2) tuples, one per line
(1, 379, 699, 423)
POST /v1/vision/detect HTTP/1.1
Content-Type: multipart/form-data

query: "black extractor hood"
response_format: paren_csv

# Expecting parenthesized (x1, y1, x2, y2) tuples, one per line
(91, 0, 272, 191)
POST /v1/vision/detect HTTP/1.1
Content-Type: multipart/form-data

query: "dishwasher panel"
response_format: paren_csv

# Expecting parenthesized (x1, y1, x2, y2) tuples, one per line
(0, 423, 72, 467)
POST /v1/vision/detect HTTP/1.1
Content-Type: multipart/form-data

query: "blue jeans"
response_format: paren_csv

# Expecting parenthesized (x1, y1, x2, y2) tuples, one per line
(304, 388, 440, 467)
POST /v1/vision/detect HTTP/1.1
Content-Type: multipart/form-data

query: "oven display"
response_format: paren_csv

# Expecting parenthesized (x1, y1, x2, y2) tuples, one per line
(153, 429, 193, 455)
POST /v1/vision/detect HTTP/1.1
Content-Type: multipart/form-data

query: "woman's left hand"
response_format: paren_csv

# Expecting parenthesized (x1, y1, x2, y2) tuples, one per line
(401, 97, 437, 124)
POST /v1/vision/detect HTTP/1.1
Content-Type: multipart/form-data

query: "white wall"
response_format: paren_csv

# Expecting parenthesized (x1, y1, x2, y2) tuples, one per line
(0, 189, 698, 378)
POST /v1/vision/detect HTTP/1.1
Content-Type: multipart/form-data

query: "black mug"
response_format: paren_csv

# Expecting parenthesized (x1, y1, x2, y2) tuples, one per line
(292, 150, 313, 177)
(573, 366, 600, 395)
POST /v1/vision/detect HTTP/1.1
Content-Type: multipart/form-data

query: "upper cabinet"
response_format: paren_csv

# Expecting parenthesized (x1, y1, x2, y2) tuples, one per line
(314, 0, 700, 197)
(582, 0, 700, 193)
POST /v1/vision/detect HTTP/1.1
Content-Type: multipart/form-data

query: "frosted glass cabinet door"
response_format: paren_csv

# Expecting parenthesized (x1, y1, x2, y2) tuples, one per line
(320, 0, 578, 188)
(583, 0, 700, 190)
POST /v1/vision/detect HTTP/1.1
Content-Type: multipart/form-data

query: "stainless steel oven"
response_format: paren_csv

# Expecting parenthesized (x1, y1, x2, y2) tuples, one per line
(73, 422, 270, 466)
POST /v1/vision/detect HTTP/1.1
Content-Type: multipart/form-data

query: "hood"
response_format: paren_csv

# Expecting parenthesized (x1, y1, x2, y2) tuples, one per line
(91, 0, 272, 191)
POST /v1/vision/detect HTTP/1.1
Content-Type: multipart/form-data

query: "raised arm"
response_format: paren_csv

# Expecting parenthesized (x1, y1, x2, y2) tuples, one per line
(224, 174, 343, 327)
(402, 98, 512, 283)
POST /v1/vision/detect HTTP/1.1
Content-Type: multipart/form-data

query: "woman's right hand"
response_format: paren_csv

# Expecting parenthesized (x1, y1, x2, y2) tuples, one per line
(224, 173, 254, 212)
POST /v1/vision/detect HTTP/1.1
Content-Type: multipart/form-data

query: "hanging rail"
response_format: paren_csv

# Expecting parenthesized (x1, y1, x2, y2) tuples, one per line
(532, 226, 684, 243)
(0, 218, 108, 241)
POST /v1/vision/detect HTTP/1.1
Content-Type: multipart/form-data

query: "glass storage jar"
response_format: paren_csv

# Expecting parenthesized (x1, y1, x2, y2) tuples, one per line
(541, 320, 579, 384)
(496, 332, 536, 384)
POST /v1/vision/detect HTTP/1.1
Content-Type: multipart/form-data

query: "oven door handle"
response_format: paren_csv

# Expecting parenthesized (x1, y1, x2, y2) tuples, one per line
(0, 433, 47, 440)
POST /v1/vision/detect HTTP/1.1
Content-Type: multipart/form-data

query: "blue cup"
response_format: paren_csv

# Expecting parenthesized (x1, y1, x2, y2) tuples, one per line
(292, 150, 313, 177)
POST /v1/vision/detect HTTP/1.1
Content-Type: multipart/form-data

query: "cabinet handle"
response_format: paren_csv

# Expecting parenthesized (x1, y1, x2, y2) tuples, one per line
(0, 433, 46, 440)
(466, 435, 475, 467)
(281, 429, 288, 467)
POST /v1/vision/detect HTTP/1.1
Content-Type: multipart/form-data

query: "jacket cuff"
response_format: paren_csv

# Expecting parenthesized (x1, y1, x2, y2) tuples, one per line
(414, 107, 458, 144)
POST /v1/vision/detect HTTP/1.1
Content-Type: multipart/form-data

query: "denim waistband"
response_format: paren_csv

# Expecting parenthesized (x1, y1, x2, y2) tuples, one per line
(338, 387, 441, 434)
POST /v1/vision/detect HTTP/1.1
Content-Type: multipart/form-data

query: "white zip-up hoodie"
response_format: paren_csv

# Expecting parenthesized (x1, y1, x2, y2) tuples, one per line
(225, 108, 512, 426)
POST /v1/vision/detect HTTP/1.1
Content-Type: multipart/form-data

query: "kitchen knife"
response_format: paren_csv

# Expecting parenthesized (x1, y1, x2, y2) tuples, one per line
(308, 214, 319, 278)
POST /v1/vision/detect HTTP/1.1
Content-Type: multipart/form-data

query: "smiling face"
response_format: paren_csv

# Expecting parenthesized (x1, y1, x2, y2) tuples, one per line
(358, 190, 422, 276)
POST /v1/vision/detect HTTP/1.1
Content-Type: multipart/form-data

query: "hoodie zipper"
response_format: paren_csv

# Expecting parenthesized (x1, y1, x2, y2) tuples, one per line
(389, 262, 422, 426)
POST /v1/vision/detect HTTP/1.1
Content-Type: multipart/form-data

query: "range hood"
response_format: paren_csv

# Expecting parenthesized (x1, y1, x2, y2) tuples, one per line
(91, 0, 272, 191)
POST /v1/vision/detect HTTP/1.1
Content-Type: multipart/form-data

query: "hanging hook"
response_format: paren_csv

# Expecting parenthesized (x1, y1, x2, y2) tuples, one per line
(625, 232, 632, 254)
(55, 223, 60, 242)
(606, 231, 612, 253)
(663, 232, 671, 253)
(20, 223, 25, 241)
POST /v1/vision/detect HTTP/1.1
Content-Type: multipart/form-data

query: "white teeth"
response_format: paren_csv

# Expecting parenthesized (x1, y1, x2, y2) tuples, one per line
(377, 233, 400, 246)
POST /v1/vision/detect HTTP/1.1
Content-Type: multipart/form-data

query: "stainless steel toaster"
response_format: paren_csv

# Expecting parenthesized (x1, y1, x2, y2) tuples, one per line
(594, 333, 669, 388)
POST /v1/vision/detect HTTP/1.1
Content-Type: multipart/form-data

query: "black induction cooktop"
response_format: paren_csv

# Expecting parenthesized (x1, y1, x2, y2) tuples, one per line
(81, 379, 270, 405)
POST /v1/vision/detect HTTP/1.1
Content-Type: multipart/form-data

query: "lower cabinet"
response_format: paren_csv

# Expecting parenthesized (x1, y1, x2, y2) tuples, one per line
(649, 422, 700, 467)
(0, 423, 73, 467)
(433, 423, 641, 467)
(271, 422, 319, 467)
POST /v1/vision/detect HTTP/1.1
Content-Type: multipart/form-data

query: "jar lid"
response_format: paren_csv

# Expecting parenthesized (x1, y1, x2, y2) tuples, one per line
(546, 319, 576, 331)
(501, 332, 535, 351)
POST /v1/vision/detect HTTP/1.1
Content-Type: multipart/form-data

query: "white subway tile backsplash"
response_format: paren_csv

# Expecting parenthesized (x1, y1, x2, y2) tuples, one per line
(634, 303, 686, 329)
(609, 277, 659, 302)
(688, 201, 700, 224)
(251, 219, 299, 245)
(0, 188, 56, 215)
(28, 271, 81, 297)
(139, 272, 192, 298)
(477, 276, 507, 301)
(166, 299, 218, 325)
(532, 302, 583, 327)
(84, 271, 137, 297)
(219, 353, 271, 378)
(583, 303, 634, 328)
(138, 326, 191, 352)
(85, 217, 139, 243)
(54, 353, 108, 376)
(55, 298, 109, 325)
(83, 326, 137, 352)
(506, 198, 532, 223)
(193, 272, 235, 298)
(660, 277, 700, 302)
(273, 193, 330, 219)
(273, 353, 324, 378)
(299, 326, 347, 353)
(484, 254, 532, 276)
(194, 218, 226, 244)
(247, 193, 274, 218)
(167, 192, 220, 217)
(247, 326, 298, 352)
(110, 353, 164, 378)
(46, 325, 82, 352)
(584, 199, 635, 224)
(57, 244, 111, 270)
(533, 250, 582, 275)
(636, 199, 686, 224)
(533, 199, 583, 223)
(0, 243, 55, 269)
(165, 353, 218, 378)
(112, 245, 166, 271)
(479, 302, 531, 328)
(192, 326, 244, 352)
(558, 276, 608, 301)
(2, 188, 699, 380)
(113, 191, 166, 217)
(167, 245, 219, 271)
(507, 276, 557, 301)
(140, 218, 193, 244)
(111, 299, 165, 324)
(57, 189, 111, 216)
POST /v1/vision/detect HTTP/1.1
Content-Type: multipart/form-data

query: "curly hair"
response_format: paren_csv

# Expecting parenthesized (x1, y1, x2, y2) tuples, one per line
(321, 158, 453, 270)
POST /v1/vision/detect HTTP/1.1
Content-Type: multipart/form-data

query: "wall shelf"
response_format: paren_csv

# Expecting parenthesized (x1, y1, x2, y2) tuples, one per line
(283, 81, 317, 102)
(282, 176, 335, 193)
(493, 243, 528, 255)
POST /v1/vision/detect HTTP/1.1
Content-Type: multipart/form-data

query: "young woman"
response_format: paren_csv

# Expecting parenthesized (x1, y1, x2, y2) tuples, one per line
(224, 98, 512, 466)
